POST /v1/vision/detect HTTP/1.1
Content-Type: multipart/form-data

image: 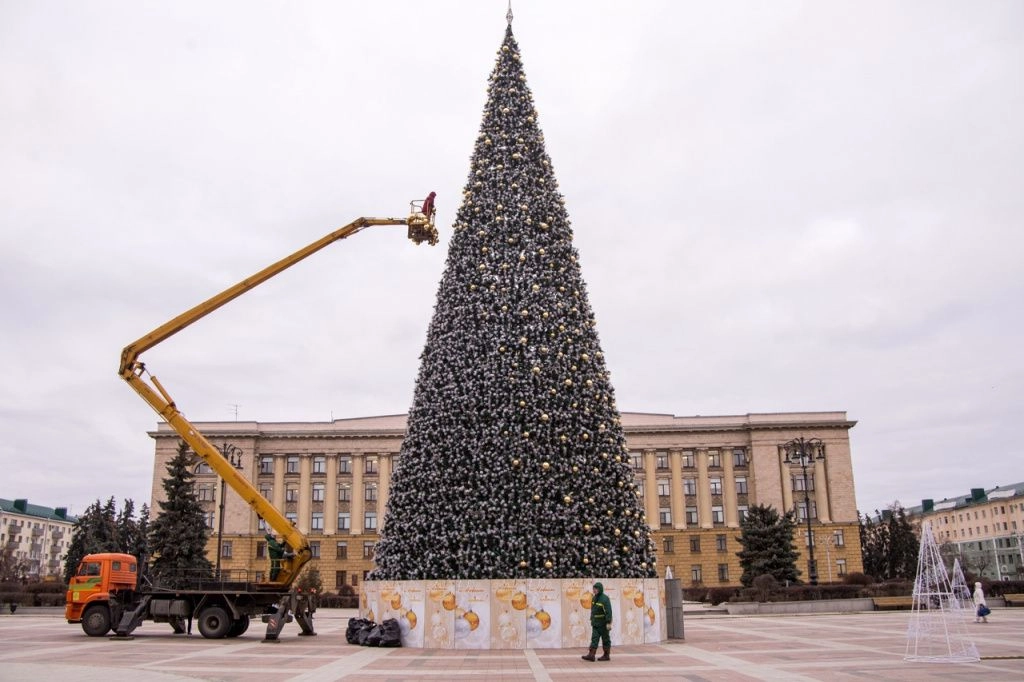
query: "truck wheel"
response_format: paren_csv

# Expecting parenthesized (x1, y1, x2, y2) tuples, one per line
(227, 614, 250, 637)
(197, 606, 231, 639)
(81, 604, 112, 637)
(170, 616, 187, 634)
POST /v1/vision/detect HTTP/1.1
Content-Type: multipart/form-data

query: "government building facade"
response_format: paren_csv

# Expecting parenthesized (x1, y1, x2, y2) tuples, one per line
(149, 411, 864, 589)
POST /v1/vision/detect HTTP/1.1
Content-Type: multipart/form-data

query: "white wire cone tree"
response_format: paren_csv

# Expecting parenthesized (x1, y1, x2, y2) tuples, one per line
(949, 557, 972, 615)
(369, 24, 657, 582)
(904, 522, 978, 663)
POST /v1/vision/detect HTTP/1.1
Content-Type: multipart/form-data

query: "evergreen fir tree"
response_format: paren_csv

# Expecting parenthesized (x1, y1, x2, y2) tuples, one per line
(736, 504, 800, 587)
(62, 498, 151, 582)
(148, 441, 213, 587)
(371, 23, 656, 581)
(859, 504, 919, 581)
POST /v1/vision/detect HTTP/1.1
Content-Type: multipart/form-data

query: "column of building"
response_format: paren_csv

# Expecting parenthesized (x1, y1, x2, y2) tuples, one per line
(272, 455, 286, 511)
(297, 455, 312, 533)
(814, 455, 832, 523)
(644, 450, 659, 531)
(351, 453, 364, 535)
(697, 448, 713, 529)
(723, 447, 739, 527)
(779, 446, 794, 514)
(669, 448, 686, 530)
(325, 454, 338, 534)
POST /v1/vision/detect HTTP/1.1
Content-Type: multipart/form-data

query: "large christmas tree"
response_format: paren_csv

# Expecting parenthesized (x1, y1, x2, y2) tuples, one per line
(371, 22, 656, 581)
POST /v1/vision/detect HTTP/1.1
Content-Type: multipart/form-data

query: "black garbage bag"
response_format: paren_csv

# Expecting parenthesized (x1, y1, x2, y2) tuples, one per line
(364, 623, 383, 647)
(380, 618, 402, 647)
(346, 618, 371, 645)
(356, 621, 376, 646)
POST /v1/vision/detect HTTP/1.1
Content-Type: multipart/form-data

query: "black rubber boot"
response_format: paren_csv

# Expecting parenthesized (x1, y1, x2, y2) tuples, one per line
(582, 647, 597, 661)
(598, 646, 610, 661)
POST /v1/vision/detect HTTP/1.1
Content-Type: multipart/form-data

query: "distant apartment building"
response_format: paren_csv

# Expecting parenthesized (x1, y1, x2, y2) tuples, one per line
(0, 498, 75, 580)
(909, 483, 1024, 581)
(150, 411, 864, 589)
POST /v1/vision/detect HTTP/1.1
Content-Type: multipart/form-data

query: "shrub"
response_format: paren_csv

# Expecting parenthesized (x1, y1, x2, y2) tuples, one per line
(842, 572, 873, 586)
(36, 593, 65, 607)
(752, 574, 779, 602)
(706, 586, 738, 606)
(25, 581, 67, 594)
(682, 587, 707, 603)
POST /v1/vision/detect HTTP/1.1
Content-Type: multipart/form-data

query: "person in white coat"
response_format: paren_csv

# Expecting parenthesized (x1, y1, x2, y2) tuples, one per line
(973, 582, 989, 623)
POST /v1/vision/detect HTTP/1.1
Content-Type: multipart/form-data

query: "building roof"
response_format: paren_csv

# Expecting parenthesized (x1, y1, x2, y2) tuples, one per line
(910, 482, 1024, 515)
(0, 498, 75, 522)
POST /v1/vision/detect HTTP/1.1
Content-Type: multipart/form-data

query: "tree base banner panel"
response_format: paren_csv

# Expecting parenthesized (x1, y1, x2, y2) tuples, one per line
(362, 578, 665, 649)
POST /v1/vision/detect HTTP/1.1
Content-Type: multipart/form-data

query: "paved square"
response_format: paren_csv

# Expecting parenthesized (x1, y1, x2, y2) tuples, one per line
(1, 608, 1021, 680)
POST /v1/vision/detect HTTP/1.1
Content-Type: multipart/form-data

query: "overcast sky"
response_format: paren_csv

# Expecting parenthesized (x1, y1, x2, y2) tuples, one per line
(2, 1, 1021, 519)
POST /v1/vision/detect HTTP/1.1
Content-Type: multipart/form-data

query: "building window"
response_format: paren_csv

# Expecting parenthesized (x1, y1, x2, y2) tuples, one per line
(797, 500, 817, 521)
(663, 537, 674, 553)
(691, 565, 702, 583)
(689, 536, 701, 553)
(365, 483, 378, 502)
(364, 512, 378, 530)
(256, 542, 266, 559)
(312, 483, 325, 502)
(833, 529, 845, 547)
(656, 452, 668, 469)
(738, 505, 749, 523)
(657, 479, 670, 497)
(260, 457, 274, 474)
(363, 542, 375, 559)
(659, 508, 672, 525)
(287, 456, 300, 474)
(708, 450, 721, 468)
(336, 542, 348, 559)
(716, 534, 727, 552)
(311, 512, 324, 531)
(635, 477, 645, 497)
(686, 507, 698, 525)
(682, 450, 695, 468)
(718, 564, 729, 582)
(259, 484, 272, 499)
(312, 456, 326, 474)
(335, 571, 347, 589)
(735, 476, 748, 495)
(285, 512, 297, 524)
(793, 474, 815, 492)
(683, 478, 696, 496)
(194, 462, 213, 475)
(711, 506, 724, 524)
(197, 484, 215, 502)
(732, 448, 747, 467)
(337, 513, 351, 531)
(837, 559, 848, 576)
(339, 456, 352, 474)
(286, 487, 299, 502)
(257, 517, 268, 531)
(310, 541, 320, 558)
(365, 456, 378, 474)
(709, 478, 722, 496)
(221, 541, 232, 558)
(338, 484, 351, 502)
(203, 512, 214, 529)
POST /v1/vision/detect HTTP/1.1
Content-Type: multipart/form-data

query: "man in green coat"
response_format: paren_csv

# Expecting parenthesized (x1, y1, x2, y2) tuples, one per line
(265, 533, 285, 581)
(582, 582, 613, 661)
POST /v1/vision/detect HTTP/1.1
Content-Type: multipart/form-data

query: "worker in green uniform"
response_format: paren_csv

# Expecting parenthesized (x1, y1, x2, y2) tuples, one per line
(582, 582, 613, 661)
(265, 533, 285, 581)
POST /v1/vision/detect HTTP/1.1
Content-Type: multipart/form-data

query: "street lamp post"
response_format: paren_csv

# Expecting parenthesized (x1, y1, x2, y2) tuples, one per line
(216, 443, 244, 580)
(781, 437, 826, 586)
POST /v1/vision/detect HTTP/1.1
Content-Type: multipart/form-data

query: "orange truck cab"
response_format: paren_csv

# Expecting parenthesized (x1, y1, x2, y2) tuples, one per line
(65, 553, 138, 632)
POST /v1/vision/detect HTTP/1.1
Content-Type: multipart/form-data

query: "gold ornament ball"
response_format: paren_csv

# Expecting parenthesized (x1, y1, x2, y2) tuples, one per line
(544, 560, 553, 569)
(614, 528, 621, 536)
(540, 413, 549, 421)
(520, 560, 528, 568)
(613, 560, 620, 568)
(541, 462, 550, 471)
(641, 562, 647, 569)
(512, 459, 521, 467)
(583, 557, 590, 564)
(563, 495, 572, 504)
(583, 524, 591, 532)
(533, 494, 540, 501)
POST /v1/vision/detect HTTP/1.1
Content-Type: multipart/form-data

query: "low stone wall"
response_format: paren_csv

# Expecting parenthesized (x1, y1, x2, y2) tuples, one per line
(726, 598, 876, 615)
(361, 577, 666, 649)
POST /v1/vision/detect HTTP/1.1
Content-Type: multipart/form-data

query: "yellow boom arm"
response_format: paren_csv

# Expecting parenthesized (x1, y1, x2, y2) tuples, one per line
(121, 208, 437, 588)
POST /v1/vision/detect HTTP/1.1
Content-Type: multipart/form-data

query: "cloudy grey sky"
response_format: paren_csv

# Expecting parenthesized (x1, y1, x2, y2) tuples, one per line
(2, 1, 1021, 518)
